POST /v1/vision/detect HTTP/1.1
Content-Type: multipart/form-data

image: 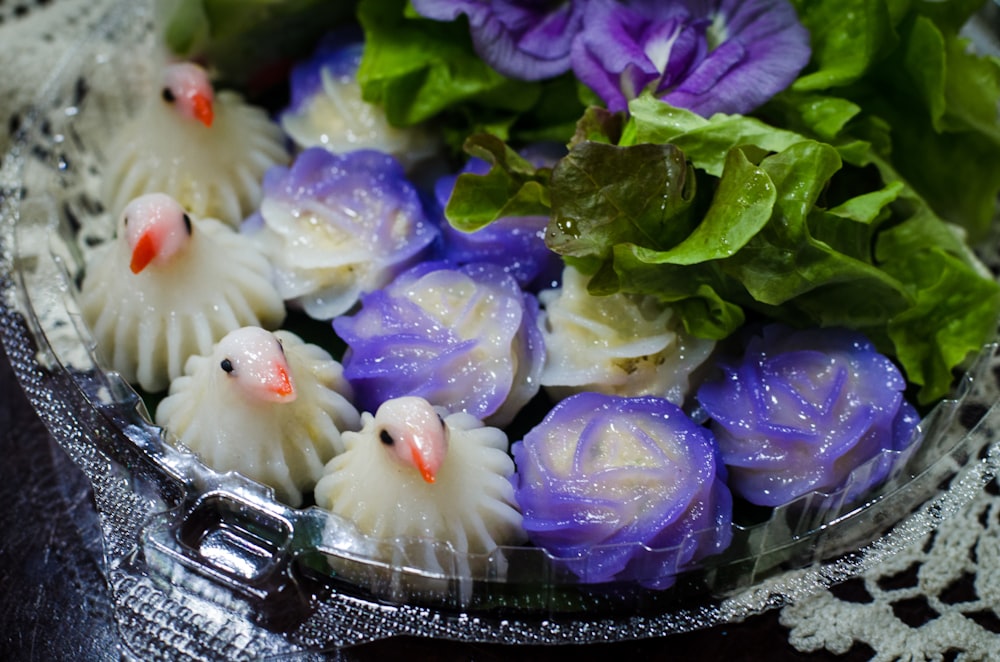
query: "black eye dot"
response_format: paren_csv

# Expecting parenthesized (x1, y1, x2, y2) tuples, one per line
(123, 214, 129, 226)
(220, 358, 234, 374)
(162, 87, 175, 103)
(379, 429, 394, 446)
(182, 213, 192, 235)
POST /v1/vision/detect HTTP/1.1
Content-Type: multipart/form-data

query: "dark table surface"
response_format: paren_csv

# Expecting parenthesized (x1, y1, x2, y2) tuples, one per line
(0, 342, 867, 661)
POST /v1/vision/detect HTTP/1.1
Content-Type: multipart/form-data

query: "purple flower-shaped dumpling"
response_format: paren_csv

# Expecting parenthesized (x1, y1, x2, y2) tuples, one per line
(283, 31, 363, 120)
(242, 148, 439, 320)
(571, 0, 811, 116)
(334, 261, 545, 426)
(279, 33, 440, 167)
(512, 392, 733, 588)
(697, 324, 921, 507)
(433, 145, 564, 292)
(411, 0, 588, 81)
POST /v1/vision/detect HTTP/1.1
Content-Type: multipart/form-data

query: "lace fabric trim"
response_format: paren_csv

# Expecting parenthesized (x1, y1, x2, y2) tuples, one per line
(781, 482, 1000, 659)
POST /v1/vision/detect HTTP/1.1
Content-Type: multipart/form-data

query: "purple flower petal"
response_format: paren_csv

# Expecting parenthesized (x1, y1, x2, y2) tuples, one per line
(696, 324, 921, 507)
(571, 0, 690, 113)
(664, 0, 812, 115)
(513, 392, 732, 587)
(571, 0, 811, 116)
(412, 0, 587, 81)
(409, 0, 489, 21)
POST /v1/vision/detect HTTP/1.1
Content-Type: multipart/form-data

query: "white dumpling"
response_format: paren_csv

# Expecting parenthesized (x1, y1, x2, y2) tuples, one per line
(538, 265, 716, 405)
(314, 397, 524, 569)
(100, 62, 289, 227)
(78, 193, 286, 392)
(156, 327, 361, 507)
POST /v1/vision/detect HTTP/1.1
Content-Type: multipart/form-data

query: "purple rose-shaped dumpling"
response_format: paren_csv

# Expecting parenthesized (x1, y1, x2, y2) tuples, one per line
(412, 0, 588, 81)
(243, 148, 440, 320)
(697, 324, 920, 507)
(512, 392, 733, 588)
(334, 261, 545, 426)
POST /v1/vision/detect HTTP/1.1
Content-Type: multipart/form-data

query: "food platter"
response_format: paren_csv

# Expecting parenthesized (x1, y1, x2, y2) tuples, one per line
(1, 0, 1000, 655)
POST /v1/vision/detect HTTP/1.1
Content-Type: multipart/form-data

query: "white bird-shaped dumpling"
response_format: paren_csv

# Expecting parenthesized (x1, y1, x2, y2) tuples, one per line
(156, 326, 361, 507)
(100, 61, 289, 227)
(314, 396, 525, 564)
(78, 193, 286, 392)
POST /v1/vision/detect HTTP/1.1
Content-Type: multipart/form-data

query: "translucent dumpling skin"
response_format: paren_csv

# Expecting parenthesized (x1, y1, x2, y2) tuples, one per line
(102, 82, 289, 227)
(78, 202, 286, 393)
(314, 402, 525, 564)
(280, 33, 440, 167)
(511, 392, 733, 587)
(334, 261, 545, 427)
(696, 324, 921, 507)
(538, 265, 715, 404)
(243, 148, 440, 320)
(156, 328, 361, 507)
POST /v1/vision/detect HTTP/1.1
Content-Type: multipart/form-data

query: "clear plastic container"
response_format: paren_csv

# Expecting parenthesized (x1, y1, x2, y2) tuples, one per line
(1, 0, 999, 656)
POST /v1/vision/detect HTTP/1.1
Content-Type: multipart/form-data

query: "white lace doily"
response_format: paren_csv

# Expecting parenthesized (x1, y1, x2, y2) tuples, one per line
(3, 1, 1000, 659)
(0, 0, 114, 152)
(781, 479, 1000, 659)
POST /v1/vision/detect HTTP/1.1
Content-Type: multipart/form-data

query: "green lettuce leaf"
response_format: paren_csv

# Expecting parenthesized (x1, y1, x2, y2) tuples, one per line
(601, 251, 746, 339)
(789, 0, 898, 91)
(873, 18, 1000, 240)
(915, 0, 991, 31)
(591, 147, 777, 339)
(773, 2, 1000, 240)
(546, 141, 696, 258)
(623, 97, 812, 176)
(444, 134, 552, 232)
(357, 0, 539, 126)
(883, 247, 1000, 403)
(355, 0, 583, 148)
(758, 91, 872, 164)
(623, 147, 775, 266)
(553, 103, 999, 402)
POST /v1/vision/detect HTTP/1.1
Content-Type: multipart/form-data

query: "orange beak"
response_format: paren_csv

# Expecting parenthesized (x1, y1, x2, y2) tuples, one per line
(130, 231, 157, 274)
(412, 444, 437, 484)
(192, 93, 214, 127)
(269, 361, 295, 400)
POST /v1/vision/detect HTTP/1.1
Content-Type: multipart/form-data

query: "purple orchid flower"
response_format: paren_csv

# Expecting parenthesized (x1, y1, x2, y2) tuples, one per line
(433, 143, 565, 292)
(571, 0, 811, 116)
(696, 324, 921, 507)
(512, 392, 733, 588)
(334, 261, 545, 426)
(411, 0, 588, 81)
